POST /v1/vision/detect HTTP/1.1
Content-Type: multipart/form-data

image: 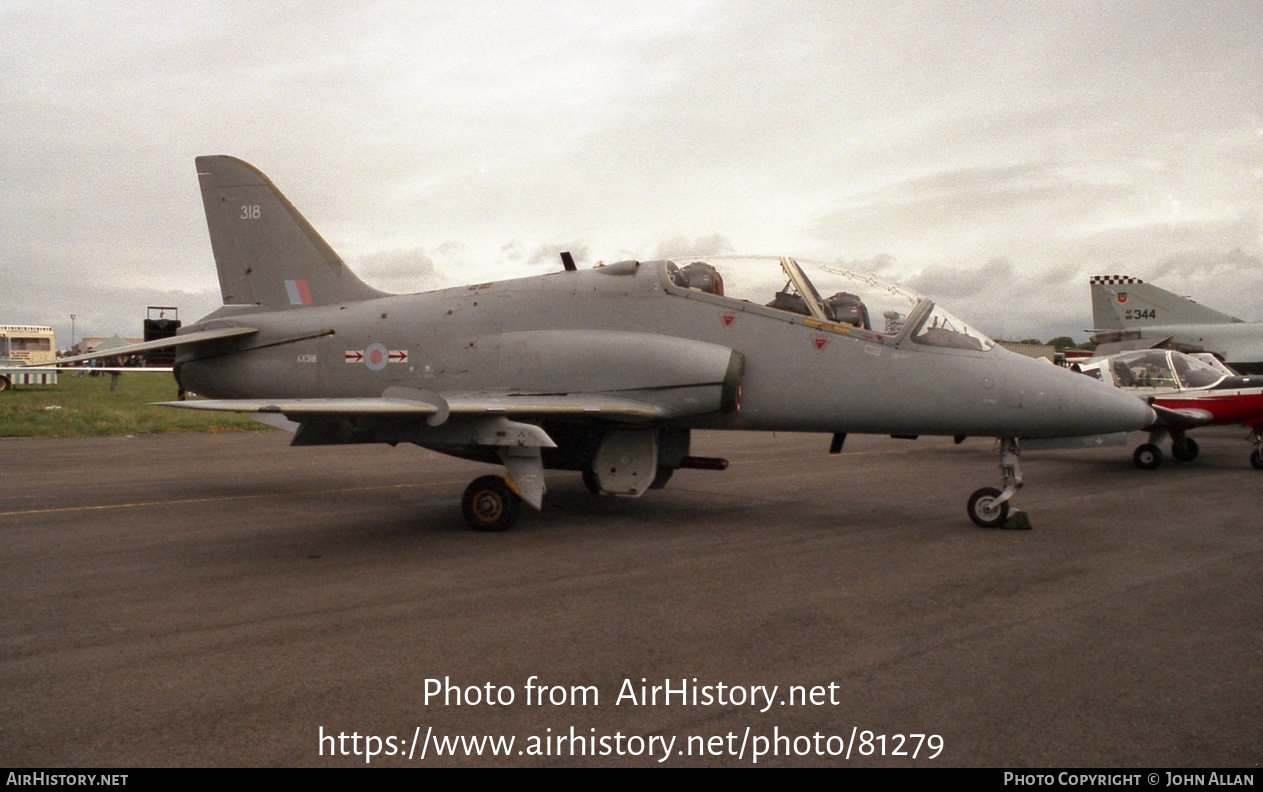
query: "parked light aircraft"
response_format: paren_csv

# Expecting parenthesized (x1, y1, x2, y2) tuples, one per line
(1077, 349, 1263, 469)
(1089, 275, 1263, 374)
(46, 156, 1156, 530)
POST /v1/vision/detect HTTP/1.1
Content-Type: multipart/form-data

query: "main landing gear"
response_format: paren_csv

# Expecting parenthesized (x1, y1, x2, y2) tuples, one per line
(461, 475, 521, 532)
(1250, 429, 1263, 470)
(1133, 428, 1200, 470)
(1171, 434, 1199, 462)
(967, 437, 1031, 530)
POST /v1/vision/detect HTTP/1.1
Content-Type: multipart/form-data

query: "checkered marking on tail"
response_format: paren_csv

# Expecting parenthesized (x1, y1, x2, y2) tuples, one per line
(1089, 275, 1144, 285)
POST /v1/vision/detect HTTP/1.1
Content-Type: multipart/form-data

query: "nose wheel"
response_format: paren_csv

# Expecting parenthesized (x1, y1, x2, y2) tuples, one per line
(968, 437, 1030, 529)
(462, 475, 521, 532)
(967, 487, 1009, 528)
(1133, 443, 1163, 470)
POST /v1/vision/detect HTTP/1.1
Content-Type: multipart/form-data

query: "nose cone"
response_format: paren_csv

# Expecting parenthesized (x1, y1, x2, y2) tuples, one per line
(1069, 373, 1157, 435)
(1000, 352, 1156, 437)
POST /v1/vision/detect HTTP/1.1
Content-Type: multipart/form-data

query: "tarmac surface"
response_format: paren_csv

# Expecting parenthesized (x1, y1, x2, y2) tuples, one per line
(2, 428, 1259, 767)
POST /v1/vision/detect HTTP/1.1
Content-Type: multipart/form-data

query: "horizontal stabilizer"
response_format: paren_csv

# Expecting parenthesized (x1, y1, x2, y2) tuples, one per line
(29, 326, 257, 367)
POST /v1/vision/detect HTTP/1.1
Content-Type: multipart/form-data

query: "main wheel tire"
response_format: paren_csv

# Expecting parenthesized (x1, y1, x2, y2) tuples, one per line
(1171, 436, 1199, 462)
(1133, 443, 1163, 470)
(0, 375, 10, 392)
(461, 475, 521, 532)
(967, 487, 1010, 529)
(1251, 449, 1263, 470)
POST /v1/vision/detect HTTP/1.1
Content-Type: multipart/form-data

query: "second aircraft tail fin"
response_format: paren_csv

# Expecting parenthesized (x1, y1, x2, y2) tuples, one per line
(1089, 275, 1240, 330)
(196, 155, 387, 308)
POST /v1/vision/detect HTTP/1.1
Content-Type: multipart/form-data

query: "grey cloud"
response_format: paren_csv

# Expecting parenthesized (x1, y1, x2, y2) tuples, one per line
(1147, 247, 1263, 321)
(811, 164, 1137, 252)
(649, 234, 734, 260)
(354, 248, 440, 293)
(906, 257, 1015, 300)
(500, 241, 524, 262)
(829, 254, 899, 276)
(525, 242, 591, 268)
(2, 2, 1260, 345)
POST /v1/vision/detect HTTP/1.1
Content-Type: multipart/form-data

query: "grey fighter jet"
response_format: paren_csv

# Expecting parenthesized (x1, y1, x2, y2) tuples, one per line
(51, 156, 1155, 530)
(1089, 275, 1263, 374)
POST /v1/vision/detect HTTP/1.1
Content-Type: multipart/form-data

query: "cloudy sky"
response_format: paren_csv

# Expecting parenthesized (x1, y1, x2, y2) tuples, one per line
(3, 1, 1260, 346)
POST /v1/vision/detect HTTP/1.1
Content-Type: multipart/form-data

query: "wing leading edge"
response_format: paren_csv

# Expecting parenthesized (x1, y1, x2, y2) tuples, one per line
(155, 391, 672, 422)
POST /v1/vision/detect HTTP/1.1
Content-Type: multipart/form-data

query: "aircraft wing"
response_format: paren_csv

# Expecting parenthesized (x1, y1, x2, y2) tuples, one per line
(443, 393, 668, 420)
(159, 397, 447, 416)
(33, 326, 258, 367)
(1150, 404, 1216, 427)
(155, 391, 672, 422)
(45, 367, 175, 373)
(158, 390, 675, 510)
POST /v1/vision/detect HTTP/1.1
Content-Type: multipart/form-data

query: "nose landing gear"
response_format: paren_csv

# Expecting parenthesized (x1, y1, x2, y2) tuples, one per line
(968, 437, 1031, 529)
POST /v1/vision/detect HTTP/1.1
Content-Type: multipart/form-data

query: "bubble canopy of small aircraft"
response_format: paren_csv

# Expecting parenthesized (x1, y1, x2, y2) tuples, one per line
(1081, 348, 1234, 391)
(659, 255, 996, 352)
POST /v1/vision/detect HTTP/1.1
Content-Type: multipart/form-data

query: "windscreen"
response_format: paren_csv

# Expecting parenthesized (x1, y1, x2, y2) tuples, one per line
(911, 304, 996, 351)
(1171, 352, 1228, 389)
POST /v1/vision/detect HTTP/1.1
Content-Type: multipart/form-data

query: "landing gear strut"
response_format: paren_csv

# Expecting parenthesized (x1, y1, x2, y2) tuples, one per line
(968, 437, 1030, 529)
(1249, 429, 1263, 470)
(1133, 427, 1168, 470)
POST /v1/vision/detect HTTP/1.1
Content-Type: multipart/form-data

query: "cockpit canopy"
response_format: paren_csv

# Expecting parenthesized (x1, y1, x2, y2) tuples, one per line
(1084, 349, 1229, 392)
(661, 256, 995, 351)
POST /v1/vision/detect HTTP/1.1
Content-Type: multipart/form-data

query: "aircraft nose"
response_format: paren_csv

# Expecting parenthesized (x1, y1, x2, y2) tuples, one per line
(1072, 374, 1156, 434)
(999, 352, 1156, 437)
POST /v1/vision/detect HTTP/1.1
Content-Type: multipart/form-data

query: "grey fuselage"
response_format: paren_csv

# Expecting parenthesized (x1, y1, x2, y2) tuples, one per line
(175, 260, 1154, 445)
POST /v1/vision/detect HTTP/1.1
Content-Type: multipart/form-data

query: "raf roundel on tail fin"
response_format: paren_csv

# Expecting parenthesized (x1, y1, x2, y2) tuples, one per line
(195, 155, 387, 308)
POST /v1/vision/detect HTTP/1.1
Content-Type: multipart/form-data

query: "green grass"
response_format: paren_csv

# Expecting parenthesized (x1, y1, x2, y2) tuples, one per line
(0, 372, 273, 437)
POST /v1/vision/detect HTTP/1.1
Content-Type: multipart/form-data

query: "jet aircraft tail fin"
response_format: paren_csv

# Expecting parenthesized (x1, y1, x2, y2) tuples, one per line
(1089, 275, 1240, 330)
(196, 155, 387, 308)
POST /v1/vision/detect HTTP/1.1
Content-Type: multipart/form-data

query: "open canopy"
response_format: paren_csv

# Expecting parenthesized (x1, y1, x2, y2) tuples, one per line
(661, 255, 995, 351)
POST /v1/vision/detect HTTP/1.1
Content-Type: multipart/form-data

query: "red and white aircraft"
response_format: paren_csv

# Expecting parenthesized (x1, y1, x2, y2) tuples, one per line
(1078, 349, 1263, 469)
